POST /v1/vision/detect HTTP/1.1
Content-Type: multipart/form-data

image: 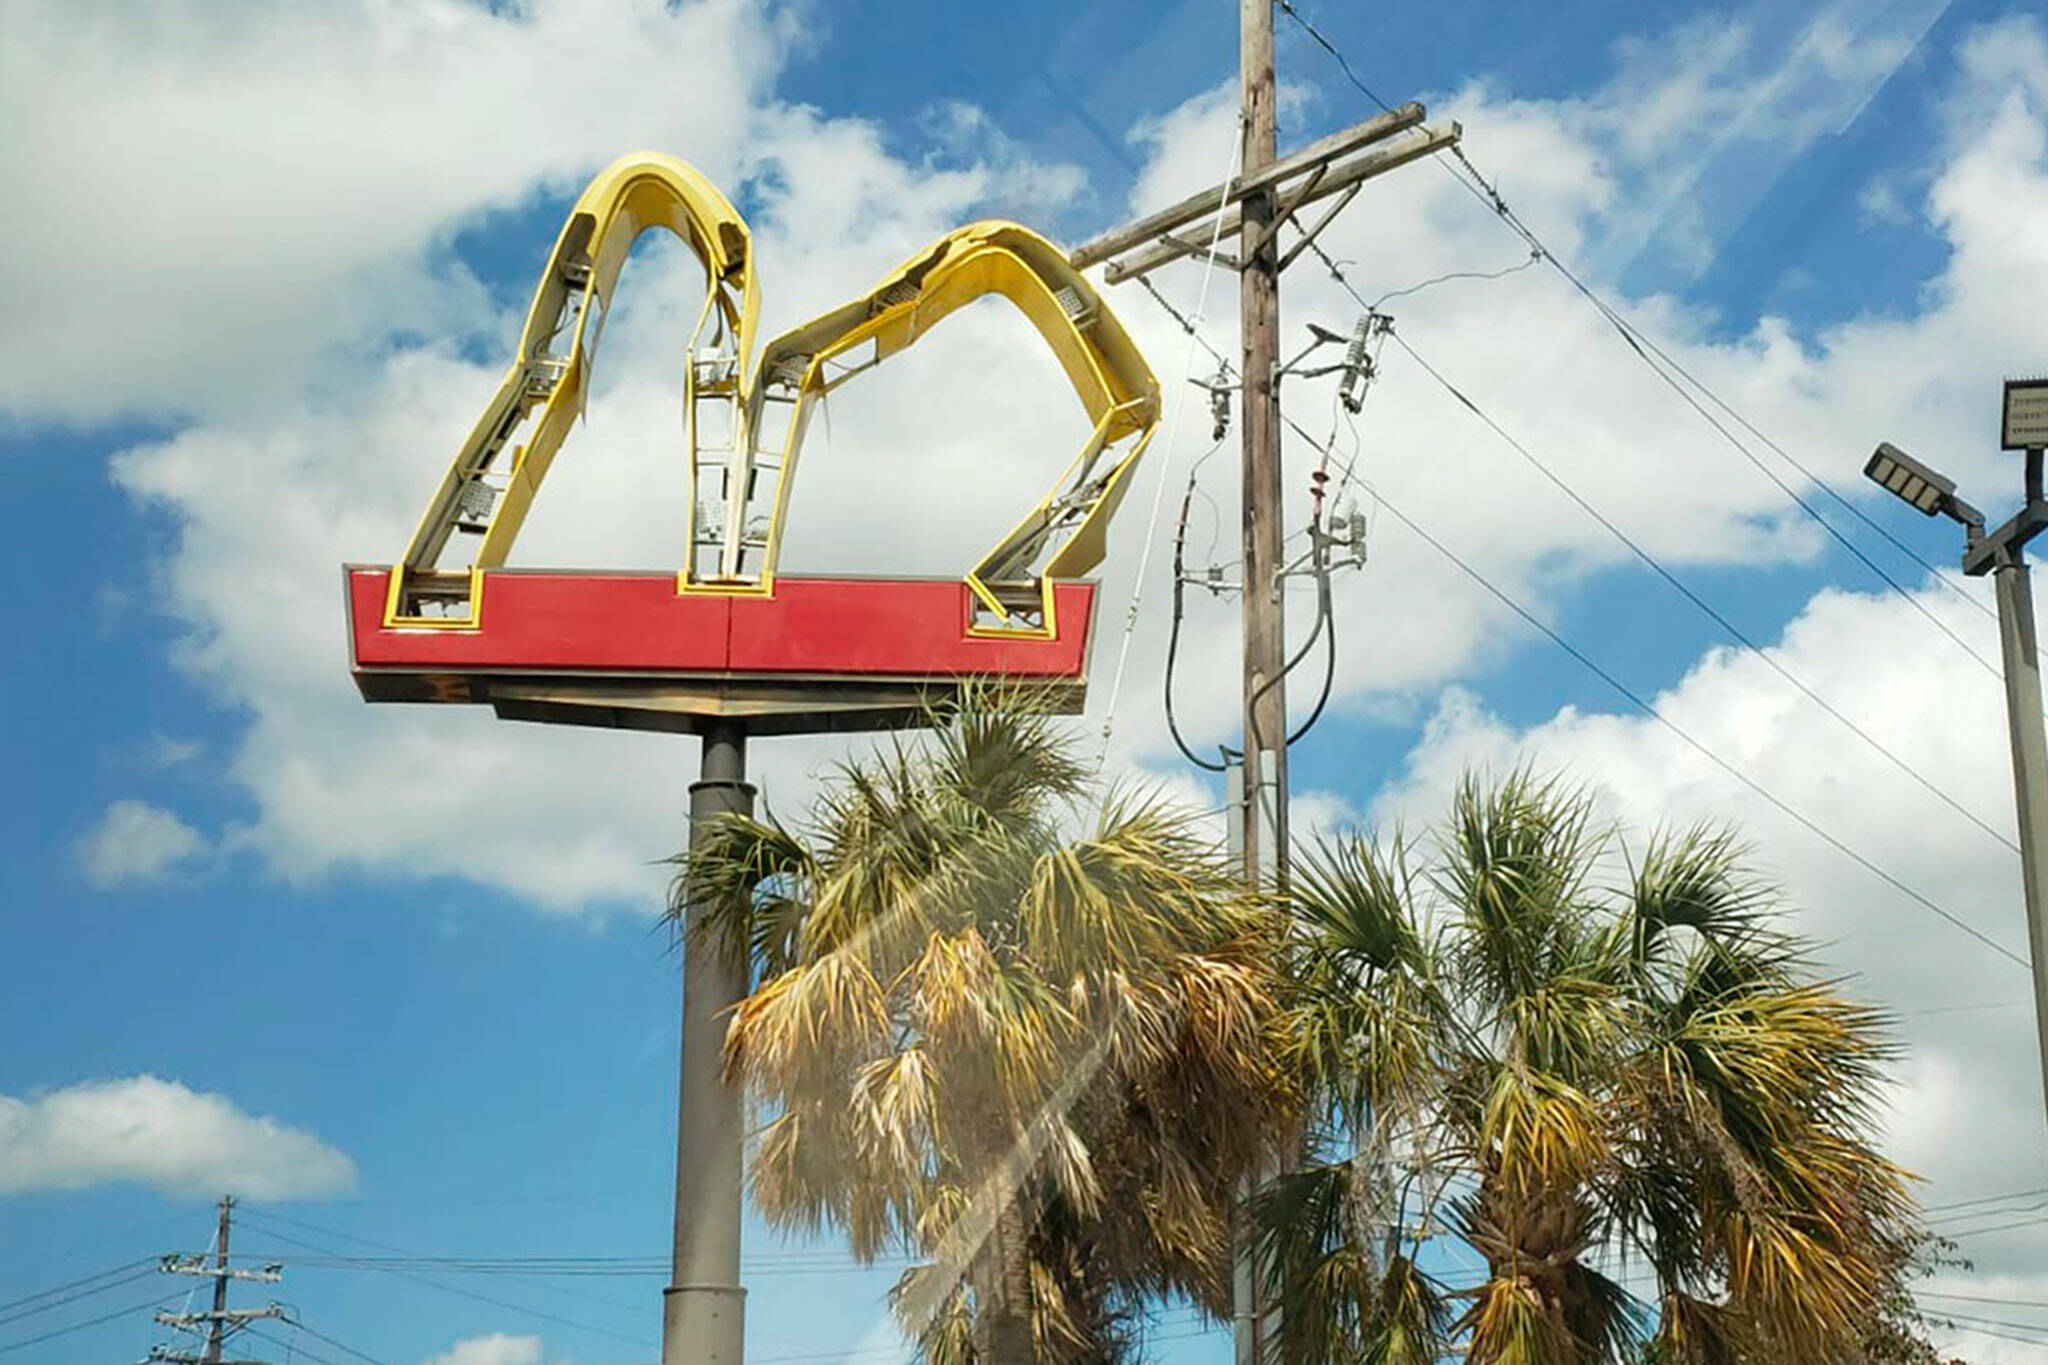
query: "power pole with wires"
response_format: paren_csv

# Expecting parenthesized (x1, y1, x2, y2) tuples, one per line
(150, 1196, 285, 1365)
(1068, 5, 1457, 1358)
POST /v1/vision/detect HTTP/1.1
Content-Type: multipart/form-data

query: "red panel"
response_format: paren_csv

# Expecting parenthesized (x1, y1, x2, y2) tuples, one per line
(348, 570, 731, 671)
(347, 569, 1094, 680)
(729, 579, 1093, 678)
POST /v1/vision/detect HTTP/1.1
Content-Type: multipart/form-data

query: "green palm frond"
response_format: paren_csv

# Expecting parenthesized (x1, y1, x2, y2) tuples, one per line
(702, 697, 1296, 1361)
(1626, 824, 1776, 962)
(1258, 768, 1932, 1365)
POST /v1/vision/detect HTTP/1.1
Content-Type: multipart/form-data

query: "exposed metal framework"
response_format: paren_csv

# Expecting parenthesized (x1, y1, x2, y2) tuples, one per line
(384, 152, 1159, 644)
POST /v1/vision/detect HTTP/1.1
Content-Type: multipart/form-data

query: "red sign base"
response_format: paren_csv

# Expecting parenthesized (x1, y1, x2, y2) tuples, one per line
(345, 568, 1098, 736)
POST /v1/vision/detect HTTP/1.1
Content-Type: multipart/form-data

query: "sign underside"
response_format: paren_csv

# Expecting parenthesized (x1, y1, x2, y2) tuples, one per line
(346, 568, 1098, 736)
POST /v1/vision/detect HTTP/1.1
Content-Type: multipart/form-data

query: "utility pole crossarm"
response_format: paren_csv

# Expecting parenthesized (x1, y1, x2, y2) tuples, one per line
(158, 1255, 282, 1284)
(1069, 101, 1425, 270)
(1098, 121, 1459, 285)
(1067, 91, 1460, 288)
(155, 1307, 286, 1330)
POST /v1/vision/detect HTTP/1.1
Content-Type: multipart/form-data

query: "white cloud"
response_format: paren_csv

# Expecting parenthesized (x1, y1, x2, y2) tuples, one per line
(65, 0, 2043, 921)
(76, 799, 208, 888)
(0, 1076, 357, 1199)
(0, 0, 782, 424)
(421, 1335, 549, 1365)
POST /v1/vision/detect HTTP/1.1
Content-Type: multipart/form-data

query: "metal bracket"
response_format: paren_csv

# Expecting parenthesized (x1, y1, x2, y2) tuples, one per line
(1276, 182, 1363, 274)
(1963, 492, 2048, 578)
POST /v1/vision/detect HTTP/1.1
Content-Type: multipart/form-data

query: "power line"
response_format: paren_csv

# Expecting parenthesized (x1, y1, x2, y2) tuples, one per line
(0, 1266, 155, 1327)
(234, 1212, 652, 1350)
(1275, 0, 1394, 114)
(244, 1323, 348, 1365)
(274, 1317, 390, 1365)
(1367, 249, 1542, 308)
(0, 1291, 182, 1355)
(1098, 113, 1246, 763)
(1924, 1186, 2048, 1214)
(0, 1258, 154, 1318)
(1279, 407, 2028, 970)
(1275, 0, 2005, 674)
(1378, 320, 2019, 858)
(1935, 1209, 2048, 1239)
(1923, 1289, 2048, 1312)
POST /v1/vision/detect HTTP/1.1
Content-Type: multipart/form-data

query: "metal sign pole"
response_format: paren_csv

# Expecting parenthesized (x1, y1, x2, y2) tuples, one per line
(663, 720, 754, 1365)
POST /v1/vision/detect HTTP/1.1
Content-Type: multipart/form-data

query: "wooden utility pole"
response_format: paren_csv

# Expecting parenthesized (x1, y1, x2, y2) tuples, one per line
(203, 1195, 232, 1365)
(1240, 0, 1286, 890)
(1067, 6, 1457, 1357)
(151, 1195, 285, 1365)
(1236, 5, 1284, 1357)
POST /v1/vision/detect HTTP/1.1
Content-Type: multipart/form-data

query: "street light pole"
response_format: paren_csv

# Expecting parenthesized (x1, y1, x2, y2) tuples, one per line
(1867, 404, 2048, 1138)
(1988, 541, 2048, 1127)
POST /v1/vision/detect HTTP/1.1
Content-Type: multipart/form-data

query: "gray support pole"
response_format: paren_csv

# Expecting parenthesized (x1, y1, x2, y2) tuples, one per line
(1993, 561, 2048, 1132)
(662, 720, 754, 1365)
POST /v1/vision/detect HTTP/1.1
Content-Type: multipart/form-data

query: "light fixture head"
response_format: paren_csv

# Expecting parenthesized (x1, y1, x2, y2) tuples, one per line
(2004, 377, 2048, 452)
(1865, 442, 1955, 517)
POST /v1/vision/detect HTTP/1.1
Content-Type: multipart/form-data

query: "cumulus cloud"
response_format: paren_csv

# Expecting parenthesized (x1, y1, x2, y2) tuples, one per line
(84, 0, 2000, 916)
(76, 799, 208, 888)
(0, 1076, 357, 1199)
(421, 1335, 550, 1365)
(0, 0, 782, 424)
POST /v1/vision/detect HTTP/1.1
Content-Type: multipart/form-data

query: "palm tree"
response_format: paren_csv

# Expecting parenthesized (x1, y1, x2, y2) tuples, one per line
(677, 701, 1298, 1362)
(1264, 769, 1939, 1365)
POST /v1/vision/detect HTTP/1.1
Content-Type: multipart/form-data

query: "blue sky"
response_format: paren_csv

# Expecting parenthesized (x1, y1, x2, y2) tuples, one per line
(5, 0, 2048, 1361)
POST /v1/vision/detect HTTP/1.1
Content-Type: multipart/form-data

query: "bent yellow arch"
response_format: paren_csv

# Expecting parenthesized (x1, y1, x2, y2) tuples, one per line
(388, 152, 757, 625)
(388, 156, 1159, 641)
(741, 222, 1159, 635)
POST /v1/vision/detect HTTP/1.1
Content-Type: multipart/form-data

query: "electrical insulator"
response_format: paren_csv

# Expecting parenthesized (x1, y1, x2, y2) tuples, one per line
(1209, 371, 1232, 442)
(1339, 315, 1375, 413)
(1348, 504, 1369, 555)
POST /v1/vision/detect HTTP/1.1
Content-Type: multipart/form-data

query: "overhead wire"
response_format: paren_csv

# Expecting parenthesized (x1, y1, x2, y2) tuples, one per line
(271, 1316, 390, 1365)
(1366, 315, 2019, 858)
(1134, 272, 1370, 767)
(0, 1258, 154, 1319)
(1097, 113, 1247, 763)
(1275, 0, 2004, 669)
(1924, 1186, 2048, 1215)
(244, 1322, 351, 1365)
(1277, 406, 2028, 970)
(1367, 249, 1542, 308)
(0, 1290, 184, 1355)
(0, 1265, 156, 1327)
(234, 1210, 653, 1350)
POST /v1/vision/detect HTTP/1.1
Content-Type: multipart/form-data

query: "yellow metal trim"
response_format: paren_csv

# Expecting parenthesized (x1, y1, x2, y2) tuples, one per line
(385, 162, 1160, 637)
(380, 565, 485, 632)
(745, 220, 1160, 625)
(390, 152, 757, 627)
(964, 576, 1060, 641)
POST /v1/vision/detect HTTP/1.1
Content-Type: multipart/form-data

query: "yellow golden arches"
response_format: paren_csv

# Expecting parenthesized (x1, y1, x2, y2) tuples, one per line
(386, 155, 1160, 639)
(740, 222, 1159, 636)
(387, 152, 757, 626)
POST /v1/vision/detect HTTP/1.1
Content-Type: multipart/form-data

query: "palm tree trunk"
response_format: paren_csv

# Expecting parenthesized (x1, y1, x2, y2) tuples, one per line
(973, 1193, 1035, 1363)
